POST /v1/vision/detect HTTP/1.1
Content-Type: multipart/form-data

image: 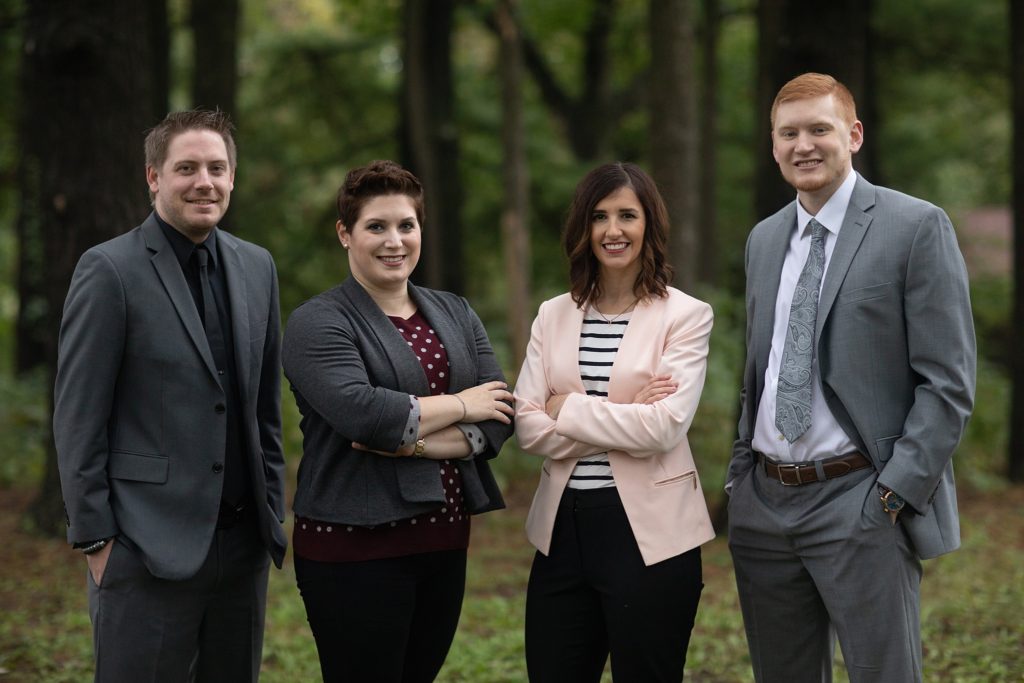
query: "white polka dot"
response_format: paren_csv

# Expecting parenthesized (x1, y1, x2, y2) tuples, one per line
(407, 341, 413, 346)
(326, 526, 333, 532)
(442, 507, 447, 513)
(421, 348, 427, 353)
(449, 517, 454, 522)
(440, 344, 445, 348)
(450, 497, 455, 503)
(417, 356, 421, 361)
(454, 468, 459, 474)
(411, 519, 417, 525)
(347, 526, 353, 532)
(456, 488, 461, 493)
(390, 521, 397, 527)
(435, 353, 441, 359)
(429, 329, 434, 334)
(426, 338, 432, 344)
(301, 523, 307, 530)
(430, 517, 436, 523)
(427, 364, 433, 369)
(431, 383, 436, 388)
(439, 372, 445, 378)
(316, 525, 322, 532)
(449, 479, 454, 484)
(416, 326, 422, 331)
(412, 334, 418, 339)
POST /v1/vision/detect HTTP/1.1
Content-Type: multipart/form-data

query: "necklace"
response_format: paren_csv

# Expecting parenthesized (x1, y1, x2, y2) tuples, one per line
(593, 297, 638, 324)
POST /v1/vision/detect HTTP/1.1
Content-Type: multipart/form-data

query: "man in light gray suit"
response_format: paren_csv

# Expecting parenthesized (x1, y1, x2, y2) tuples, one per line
(54, 110, 286, 682)
(727, 73, 975, 683)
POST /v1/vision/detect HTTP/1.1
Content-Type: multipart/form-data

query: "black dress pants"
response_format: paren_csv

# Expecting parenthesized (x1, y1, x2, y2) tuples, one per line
(295, 549, 467, 683)
(525, 487, 703, 683)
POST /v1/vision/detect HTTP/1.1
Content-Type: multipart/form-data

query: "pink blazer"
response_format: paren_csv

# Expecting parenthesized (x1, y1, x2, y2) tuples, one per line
(514, 288, 716, 566)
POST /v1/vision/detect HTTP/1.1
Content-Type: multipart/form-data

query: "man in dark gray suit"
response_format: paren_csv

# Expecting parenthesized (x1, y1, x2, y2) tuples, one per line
(727, 73, 975, 682)
(54, 110, 286, 682)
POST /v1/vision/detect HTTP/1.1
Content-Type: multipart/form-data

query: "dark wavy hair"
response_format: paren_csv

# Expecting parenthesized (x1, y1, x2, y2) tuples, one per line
(336, 160, 425, 231)
(562, 162, 673, 308)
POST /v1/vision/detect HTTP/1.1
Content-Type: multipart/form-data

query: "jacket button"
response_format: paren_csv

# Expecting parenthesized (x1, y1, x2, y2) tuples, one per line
(214, 403, 226, 414)
(212, 462, 224, 473)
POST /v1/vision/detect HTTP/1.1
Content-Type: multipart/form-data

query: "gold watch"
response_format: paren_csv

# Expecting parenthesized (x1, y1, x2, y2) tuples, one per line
(413, 438, 426, 457)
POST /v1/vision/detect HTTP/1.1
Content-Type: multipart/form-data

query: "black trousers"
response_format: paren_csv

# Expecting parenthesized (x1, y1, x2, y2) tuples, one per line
(525, 487, 703, 683)
(294, 549, 467, 683)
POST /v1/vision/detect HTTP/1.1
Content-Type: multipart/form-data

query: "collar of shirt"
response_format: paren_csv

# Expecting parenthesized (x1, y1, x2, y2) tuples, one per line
(154, 212, 220, 272)
(794, 169, 857, 240)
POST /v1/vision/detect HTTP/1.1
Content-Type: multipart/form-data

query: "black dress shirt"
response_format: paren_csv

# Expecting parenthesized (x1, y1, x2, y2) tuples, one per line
(156, 214, 251, 508)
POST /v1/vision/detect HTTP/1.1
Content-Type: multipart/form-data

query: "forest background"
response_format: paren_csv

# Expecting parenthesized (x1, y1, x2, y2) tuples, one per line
(0, 0, 1022, 681)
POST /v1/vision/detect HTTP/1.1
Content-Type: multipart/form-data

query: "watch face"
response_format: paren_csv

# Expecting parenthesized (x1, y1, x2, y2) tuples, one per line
(882, 491, 905, 512)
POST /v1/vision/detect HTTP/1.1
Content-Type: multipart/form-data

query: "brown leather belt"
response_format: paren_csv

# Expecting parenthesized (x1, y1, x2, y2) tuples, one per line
(756, 451, 872, 486)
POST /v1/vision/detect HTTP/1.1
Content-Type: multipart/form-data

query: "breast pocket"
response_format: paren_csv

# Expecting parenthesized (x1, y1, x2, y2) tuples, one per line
(835, 282, 893, 306)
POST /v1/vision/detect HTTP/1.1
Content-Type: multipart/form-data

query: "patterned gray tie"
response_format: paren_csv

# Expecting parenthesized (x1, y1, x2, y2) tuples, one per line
(775, 218, 827, 443)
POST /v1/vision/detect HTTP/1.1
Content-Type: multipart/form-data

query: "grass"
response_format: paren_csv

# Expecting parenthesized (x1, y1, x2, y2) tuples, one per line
(1, 474, 1022, 683)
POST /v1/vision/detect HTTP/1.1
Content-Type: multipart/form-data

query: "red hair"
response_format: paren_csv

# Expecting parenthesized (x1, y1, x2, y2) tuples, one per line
(771, 73, 857, 129)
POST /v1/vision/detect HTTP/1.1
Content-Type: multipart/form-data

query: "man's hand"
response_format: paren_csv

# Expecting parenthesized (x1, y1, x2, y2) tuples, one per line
(86, 541, 114, 586)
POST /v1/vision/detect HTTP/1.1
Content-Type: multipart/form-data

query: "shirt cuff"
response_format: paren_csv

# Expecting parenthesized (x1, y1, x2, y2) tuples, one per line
(455, 423, 488, 458)
(398, 396, 421, 448)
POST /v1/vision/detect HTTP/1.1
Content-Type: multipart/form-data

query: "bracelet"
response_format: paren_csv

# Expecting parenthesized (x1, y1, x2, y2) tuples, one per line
(453, 394, 467, 422)
(81, 538, 111, 555)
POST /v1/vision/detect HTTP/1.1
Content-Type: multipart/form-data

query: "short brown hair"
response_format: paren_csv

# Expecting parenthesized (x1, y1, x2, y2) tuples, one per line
(144, 109, 237, 171)
(563, 162, 673, 308)
(771, 72, 857, 129)
(336, 160, 425, 231)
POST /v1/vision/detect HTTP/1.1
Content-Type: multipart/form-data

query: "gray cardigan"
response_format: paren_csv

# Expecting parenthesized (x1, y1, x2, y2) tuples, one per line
(283, 277, 511, 525)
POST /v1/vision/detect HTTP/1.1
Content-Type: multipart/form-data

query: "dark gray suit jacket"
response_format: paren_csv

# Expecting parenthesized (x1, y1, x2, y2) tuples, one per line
(730, 175, 976, 560)
(54, 213, 287, 580)
(283, 277, 511, 525)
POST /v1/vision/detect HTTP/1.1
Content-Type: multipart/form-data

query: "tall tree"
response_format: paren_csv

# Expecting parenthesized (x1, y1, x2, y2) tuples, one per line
(649, 0, 699, 292)
(401, 0, 463, 294)
(497, 0, 532, 372)
(487, 0, 646, 163)
(1010, 0, 1024, 482)
(755, 0, 874, 219)
(20, 0, 158, 533)
(697, 0, 719, 285)
(191, 0, 238, 117)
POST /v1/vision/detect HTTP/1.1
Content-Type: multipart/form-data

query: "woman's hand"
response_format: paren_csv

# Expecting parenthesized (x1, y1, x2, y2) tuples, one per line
(633, 375, 678, 404)
(545, 393, 569, 420)
(455, 381, 514, 425)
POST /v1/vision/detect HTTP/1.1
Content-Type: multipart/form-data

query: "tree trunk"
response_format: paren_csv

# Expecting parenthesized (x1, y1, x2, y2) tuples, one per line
(401, 0, 463, 294)
(649, 0, 699, 293)
(755, 0, 872, 220)
(497, 0, 532, 373)
(191, 0, 239, 118)
(21, 0, 158, 535)
(1010, 0, 1024, 482)
(697, 0, 719, 286)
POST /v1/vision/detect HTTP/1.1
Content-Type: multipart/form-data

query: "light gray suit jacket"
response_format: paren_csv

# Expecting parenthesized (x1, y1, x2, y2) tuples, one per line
(54, 213, 287, 580)
(730, 175, 976, 560)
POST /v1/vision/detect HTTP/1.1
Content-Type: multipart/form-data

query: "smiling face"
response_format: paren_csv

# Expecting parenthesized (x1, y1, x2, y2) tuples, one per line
(772, 93, 863, 214)
(338, 193, 421, 294)
(589, 185, 646, 281)
(146, 129, 234, 243)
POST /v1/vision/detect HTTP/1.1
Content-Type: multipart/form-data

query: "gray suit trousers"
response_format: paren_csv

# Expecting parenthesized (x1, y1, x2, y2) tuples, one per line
(88, 522, 270, 683)
(728, 465, 922, 683)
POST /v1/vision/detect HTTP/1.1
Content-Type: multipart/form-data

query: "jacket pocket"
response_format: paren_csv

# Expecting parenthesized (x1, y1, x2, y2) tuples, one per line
(653, 470, 697, 489)
(108, 450, 169, 483)
(835, 282, 892, 305)
(875, 435, 900, 464)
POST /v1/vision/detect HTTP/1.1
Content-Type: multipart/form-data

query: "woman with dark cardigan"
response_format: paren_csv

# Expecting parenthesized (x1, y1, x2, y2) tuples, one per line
(282, 160, 514, 683)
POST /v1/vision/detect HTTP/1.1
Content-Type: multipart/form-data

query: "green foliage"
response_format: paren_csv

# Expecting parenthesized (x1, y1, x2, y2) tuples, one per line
(0, 370, 48, 488)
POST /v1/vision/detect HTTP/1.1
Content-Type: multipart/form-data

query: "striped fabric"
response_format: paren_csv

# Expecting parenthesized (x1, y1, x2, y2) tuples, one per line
(566, 307, 633, 490)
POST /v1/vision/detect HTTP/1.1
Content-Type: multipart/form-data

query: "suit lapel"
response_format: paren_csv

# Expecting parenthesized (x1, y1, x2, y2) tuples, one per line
(341, 277, 430, 397)
(143, 216, 220, 381)
(556, 300, 587, 394)
(220, 231, 252, 400)
(816, 176, 876, 339)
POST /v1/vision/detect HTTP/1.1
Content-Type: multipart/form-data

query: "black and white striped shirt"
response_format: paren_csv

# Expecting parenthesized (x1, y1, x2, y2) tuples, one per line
(567, 307, 633, 490)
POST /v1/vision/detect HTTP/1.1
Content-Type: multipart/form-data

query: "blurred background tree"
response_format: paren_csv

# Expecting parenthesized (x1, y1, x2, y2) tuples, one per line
(0, 0, 1017, 533)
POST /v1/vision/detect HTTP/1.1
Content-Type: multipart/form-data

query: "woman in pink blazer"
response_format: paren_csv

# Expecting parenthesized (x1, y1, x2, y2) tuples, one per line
(514, 163, 715, 682)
